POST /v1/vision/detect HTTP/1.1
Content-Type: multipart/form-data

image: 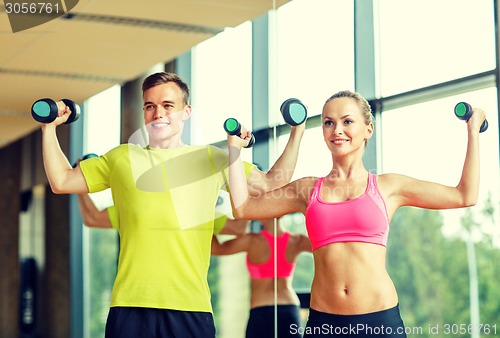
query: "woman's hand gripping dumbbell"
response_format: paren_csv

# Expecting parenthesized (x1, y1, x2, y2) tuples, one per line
(454, 102, 488, 133)
(223, 118, 255, 148)
(31, 98, 80, 124)
(224, 98, 307, 148)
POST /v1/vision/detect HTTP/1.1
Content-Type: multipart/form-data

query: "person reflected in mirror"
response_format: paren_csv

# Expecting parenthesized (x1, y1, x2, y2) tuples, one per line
(212, 217, 312, 338)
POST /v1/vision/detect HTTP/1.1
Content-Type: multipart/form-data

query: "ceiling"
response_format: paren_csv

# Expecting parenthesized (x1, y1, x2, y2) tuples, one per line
(0, 0, 288, 149)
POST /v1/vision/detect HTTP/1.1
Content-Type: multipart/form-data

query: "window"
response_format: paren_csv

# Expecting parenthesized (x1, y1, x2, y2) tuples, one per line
(377, 0, 496, 96)
(82, 85, 121, 338)
(275, 0, 355, 124)
(381, 87, 500, 330)
(191, 22, 252, 145)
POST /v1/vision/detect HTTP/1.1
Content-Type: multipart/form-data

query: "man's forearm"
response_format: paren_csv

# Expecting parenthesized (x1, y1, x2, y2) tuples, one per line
(42, 125, 88, 194)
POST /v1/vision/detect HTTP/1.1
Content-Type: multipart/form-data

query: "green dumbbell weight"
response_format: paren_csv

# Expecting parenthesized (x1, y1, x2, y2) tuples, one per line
(454, 102, 488, 133)
(223, 118, 255, 148)
(31, 98, 80, 124)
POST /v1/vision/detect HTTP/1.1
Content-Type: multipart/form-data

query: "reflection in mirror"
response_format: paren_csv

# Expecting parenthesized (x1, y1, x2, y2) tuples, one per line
(212, 216, 312, 337)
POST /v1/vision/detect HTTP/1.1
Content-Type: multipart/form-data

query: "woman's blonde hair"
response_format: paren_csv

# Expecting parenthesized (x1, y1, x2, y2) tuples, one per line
(324, 90, 373, 125)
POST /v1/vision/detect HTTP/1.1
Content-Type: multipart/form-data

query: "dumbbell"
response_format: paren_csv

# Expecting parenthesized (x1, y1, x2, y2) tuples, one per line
(454, 102, 488, 133)
(223, 118, 255, 148)
(280, 98, 308, 126)
(31, 98, 80, 124)
(72, 153, 98, 168)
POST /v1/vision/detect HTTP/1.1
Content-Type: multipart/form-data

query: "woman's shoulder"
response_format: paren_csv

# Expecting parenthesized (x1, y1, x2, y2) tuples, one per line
(287, 232, 307, 243)
(376, 172, 412, 185)
(248, 232, 267, 246)
(277, 177, 320, 205)
(294, 176, 321, 192)
(286, 232, 312, 255)
(375, 173, 414, 197)
(295, 176, 321, 186)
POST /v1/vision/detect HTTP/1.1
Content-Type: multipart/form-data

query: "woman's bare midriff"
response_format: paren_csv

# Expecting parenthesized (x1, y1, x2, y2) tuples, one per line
(310, 242, 398, 315)
(250, 277, 300, 308)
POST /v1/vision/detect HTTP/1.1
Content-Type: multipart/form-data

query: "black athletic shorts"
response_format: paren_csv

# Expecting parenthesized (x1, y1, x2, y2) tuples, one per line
(105, 307, 216, 338)
(303, 304, 407, 337)
(246, 304, 303, 338)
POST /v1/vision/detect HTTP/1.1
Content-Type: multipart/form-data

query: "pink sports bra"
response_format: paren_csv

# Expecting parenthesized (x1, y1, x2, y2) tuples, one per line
(246, 230, 296, 279)
(305, 173, 389, 251)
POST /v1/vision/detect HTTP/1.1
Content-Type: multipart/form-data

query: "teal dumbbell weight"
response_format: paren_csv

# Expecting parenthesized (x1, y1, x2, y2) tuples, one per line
(280, 98, 307, 126)
(454, 102, 488, 133)
(223, 118, 255, 148)
(31, 98, 80, 124)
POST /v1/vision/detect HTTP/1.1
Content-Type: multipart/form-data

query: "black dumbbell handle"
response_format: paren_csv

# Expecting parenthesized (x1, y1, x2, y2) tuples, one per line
(61, 99, 81, 124)
(223, 118, 255, 148)
(454, 102, 488, 133)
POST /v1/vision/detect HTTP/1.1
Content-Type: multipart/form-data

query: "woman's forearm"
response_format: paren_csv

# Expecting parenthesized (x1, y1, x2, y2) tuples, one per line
(456, 129, 480, 206)
(265, 125, 304, 189)
(228, 145, 250, 218)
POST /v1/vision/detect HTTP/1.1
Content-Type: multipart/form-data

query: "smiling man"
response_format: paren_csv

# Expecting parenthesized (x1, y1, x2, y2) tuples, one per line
(39, 72, 305, 338)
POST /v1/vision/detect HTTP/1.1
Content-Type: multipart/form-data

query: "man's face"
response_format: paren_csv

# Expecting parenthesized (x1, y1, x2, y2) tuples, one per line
(143, 82, 191, 144)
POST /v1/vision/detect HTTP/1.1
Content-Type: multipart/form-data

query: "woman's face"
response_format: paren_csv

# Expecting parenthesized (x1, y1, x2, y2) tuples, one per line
(322, 97, 373, 157)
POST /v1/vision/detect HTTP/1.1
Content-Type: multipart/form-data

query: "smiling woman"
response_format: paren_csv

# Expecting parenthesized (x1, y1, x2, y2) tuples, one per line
(227, 87, 486, 337)
(322, 91, 374, 151)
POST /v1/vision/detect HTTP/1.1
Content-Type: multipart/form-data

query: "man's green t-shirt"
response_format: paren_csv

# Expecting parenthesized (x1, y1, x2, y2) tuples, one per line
(80, 143, 254, 312)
